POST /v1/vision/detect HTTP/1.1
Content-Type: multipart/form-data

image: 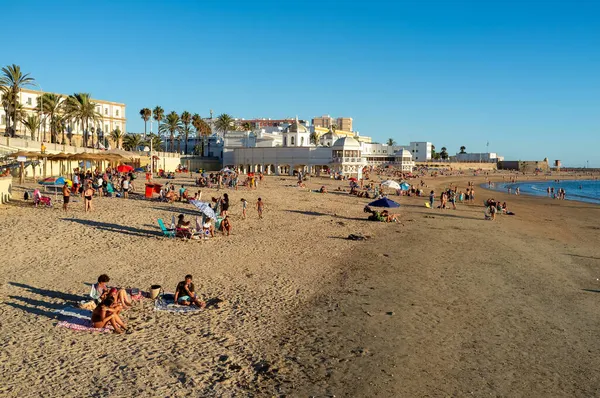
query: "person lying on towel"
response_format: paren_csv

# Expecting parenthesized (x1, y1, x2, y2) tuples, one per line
(174, 274, 206, 308)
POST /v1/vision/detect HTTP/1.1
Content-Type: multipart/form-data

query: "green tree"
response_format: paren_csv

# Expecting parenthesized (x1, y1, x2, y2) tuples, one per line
(140, 108, 151, 139)
(145, 133, 163, 152)
(192, 113, 211, 156)
(386, 138, 396, 146)
(180, 111, 192, 154)
(241, 121, 253, 131)
(37, 93, 63, 143)
(440, 146, 448, 160)
(159, 111, 181, 152)
(64, 93, 102, 148)
(152, 106, 164, 148)
(459, 145, 466, 154)
(215, 113, 235, 135)
(123, 133, 143, 151)
(110, 128, 124, 149)
(0, 64, 35, 137)
(21, 114, 40, 140)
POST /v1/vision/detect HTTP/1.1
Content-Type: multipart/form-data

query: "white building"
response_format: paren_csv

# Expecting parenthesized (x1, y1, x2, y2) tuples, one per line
(394, 148, 415, 171)
(396, 141, 432, 162)
(330, 137, 366, 177)
(0, 88, 126, 147)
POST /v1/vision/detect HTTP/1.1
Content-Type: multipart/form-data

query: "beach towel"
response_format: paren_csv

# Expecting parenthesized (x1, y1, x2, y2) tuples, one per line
(54, 306, 112, 333)
(154, 294, 202, 314)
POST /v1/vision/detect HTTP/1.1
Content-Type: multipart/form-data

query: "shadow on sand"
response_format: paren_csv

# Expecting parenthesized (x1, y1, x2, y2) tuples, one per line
(60, 218, 161, 238)
(284, 209, 365, 222)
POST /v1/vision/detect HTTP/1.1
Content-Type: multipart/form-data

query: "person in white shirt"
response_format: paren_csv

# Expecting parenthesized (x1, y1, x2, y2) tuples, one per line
(122, 177, 130, 198)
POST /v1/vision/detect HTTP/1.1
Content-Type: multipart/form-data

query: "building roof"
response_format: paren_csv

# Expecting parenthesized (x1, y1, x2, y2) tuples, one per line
(394, 148, 413, 158)
(287, 121, 308, 133)
(332, 136, 360, 149)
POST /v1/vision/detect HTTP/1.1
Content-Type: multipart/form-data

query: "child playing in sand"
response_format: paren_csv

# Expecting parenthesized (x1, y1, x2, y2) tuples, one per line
(240, 198, 247, 219)
(256, 197, 264, 219)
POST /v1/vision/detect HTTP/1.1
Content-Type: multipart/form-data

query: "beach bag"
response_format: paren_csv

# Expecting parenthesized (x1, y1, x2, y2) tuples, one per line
(24, 191, 29, 200)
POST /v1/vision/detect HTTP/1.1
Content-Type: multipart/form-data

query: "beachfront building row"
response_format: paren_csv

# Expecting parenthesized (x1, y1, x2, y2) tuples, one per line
(223, 121, 416, 176)
(0, 88, 126, 148)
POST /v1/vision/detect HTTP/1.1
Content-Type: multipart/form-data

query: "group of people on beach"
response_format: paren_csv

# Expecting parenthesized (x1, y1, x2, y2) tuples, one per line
(547, 186, 567, 200)
(89, 274, 205, 334)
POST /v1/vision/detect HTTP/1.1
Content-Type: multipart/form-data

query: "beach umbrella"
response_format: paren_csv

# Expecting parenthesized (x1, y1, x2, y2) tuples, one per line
(117, 164, 134, 173)
(348, 177, 358, 182)
(189, 200, 217, 220)
(39, 176, 72, 186)
(400, 182, 411, 190)
(368, 197, 400, 208)
(247, 172, 255, 177)
(381, 180, 401, 190)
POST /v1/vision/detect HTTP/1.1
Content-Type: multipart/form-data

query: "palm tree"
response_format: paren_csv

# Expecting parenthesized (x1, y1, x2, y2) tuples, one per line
(64, 93, 102, 148)
(109, 128, 124, 149)
(440, 146, 448, 160)
(459, 145, 466, 154)
(192, 113, 211, 156)
(21, 114, 41, 140)
(241, 121, 253, 131)
(123, 133, 144, 151)
(146, 133, 163, 152)
(180, 111, 192, 154)
(37, 93, 63, 143)
(386, 138, 396, 146)
(159, 111, 181, 152)
(140, 108, 151, 139)
(152, 106, 164, 149)
(0, 64, 35, 137)
(215, 113, 235, 135)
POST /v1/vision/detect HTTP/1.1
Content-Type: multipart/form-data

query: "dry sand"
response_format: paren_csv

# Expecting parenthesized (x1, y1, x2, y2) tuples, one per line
(0, 173, 599, 397)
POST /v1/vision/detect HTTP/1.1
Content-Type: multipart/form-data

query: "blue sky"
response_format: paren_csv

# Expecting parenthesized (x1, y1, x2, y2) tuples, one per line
(4, 0, 599, 166)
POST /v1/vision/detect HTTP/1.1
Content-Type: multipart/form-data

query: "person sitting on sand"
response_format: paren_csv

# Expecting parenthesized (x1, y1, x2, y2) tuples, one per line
(90, 274, 132, 308)
(319, 185, 327, 193)
(381, 209, 399, 223)
(91, 296, 127, 333)
(174, 275, 206, 308)
(165, 189, 177, 203)
(220, 215, 232, 236)
(203, 218, 215, 237)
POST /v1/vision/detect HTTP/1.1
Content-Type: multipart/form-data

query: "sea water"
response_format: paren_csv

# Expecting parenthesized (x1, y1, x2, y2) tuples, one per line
(486, 179, 600, 205)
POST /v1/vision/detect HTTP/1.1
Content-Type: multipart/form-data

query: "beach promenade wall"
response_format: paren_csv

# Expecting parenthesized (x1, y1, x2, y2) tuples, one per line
(0, 176, 12, 203)
(416, 162, 497, 171)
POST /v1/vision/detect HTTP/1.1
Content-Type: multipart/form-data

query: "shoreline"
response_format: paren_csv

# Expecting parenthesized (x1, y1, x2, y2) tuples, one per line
(480, 178, 600, 205)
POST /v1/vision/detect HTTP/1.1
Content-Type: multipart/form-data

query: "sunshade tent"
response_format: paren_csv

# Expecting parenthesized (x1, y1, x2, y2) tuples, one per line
(189, 200, 217, 220)
(381, 180, 401, 190)
(8, 151, 43, 182)
(106, 148, 141, 159)
(117, 164, 134, 173)
(400, 182, 411, 190)
(368, 197, 400, 208)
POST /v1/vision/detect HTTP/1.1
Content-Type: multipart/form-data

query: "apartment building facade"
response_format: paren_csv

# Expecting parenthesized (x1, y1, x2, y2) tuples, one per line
(0, 88, 126, 147)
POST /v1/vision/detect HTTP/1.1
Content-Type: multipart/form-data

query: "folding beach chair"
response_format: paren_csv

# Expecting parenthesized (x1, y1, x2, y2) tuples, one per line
(158, 218, 175, 238)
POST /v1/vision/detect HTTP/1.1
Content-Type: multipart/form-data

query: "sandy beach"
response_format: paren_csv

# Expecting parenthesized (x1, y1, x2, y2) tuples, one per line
(1, 172, 599, 397)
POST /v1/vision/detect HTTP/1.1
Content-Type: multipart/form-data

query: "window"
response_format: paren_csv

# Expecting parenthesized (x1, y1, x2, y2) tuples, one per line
(104, 108, 108, 115)
(105, 124, 109, 132)
(27, 97, 32, 105)
(1, 115, 5, 125)
(283, 137, 287, 146)
(116, 109, 119, 117)
(301, 137, 304, 146)
(291, 136, 295, 145)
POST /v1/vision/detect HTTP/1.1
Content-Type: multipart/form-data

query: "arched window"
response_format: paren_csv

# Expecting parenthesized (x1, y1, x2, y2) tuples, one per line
(283, 137, 287, 146)
(301, 137, 304, 146)
(291, 136, 295, 146)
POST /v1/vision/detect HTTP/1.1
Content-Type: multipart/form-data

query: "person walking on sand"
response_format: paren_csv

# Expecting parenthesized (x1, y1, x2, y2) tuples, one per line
(429, 190, 435, 209)
(241, 198, 247, 219)
(84, 185, 95, 212)
(256, 197, 264, 219)
(62, 182, 71, 212)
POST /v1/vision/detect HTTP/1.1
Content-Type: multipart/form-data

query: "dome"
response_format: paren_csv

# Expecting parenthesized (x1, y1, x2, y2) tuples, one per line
(332, 136, 360, 149)
(394, 148, 413, 158)
(288, 122, 308, 133)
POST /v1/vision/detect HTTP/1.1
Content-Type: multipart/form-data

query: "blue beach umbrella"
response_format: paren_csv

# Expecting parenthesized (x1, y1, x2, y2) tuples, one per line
(368, 197, 400, 208)
(400, 182, 411, 190)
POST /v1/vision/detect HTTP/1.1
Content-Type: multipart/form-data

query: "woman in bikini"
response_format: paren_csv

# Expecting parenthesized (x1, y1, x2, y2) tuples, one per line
(91, 296, 127, 334)
(84, 184, 95, 212)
